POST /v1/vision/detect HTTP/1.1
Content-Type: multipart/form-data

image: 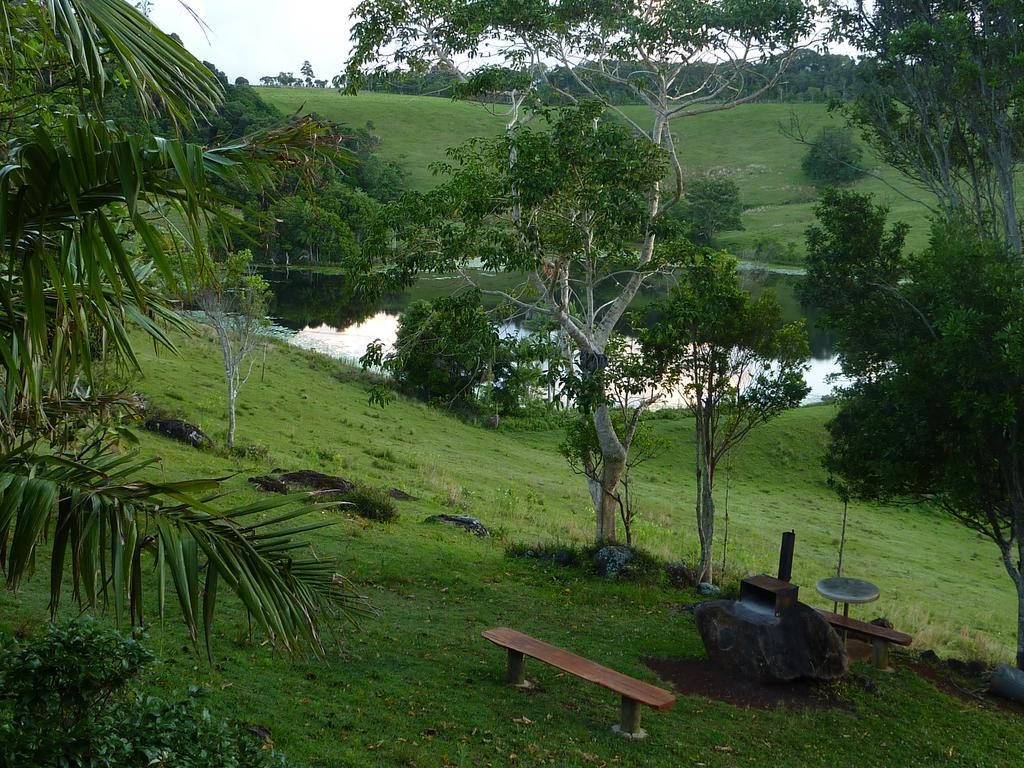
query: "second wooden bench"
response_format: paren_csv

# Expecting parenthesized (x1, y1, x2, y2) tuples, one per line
(816, 609, 913, 669)
(481, 627, 676, 739)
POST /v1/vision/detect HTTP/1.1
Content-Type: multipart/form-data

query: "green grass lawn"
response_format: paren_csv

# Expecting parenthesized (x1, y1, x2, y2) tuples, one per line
(3, 324, 1020, 766)
(257, 89, 936, 260)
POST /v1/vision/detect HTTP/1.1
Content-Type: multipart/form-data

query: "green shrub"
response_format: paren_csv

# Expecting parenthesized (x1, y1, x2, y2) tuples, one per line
(582, 544, 666, 583)
(506, 541, 586, 567)
(801, 127, 865, 185)
(675, 176, 744, 244)
(342, 485, 398, 522)
(0, 620, 293, 768)
(749, 235, 802, 265)
(508, 542, 668, 584)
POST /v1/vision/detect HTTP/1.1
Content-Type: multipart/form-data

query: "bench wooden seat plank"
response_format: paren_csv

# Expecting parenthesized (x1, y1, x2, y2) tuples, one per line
(815, 609, 912, 670)
(482, 627, 675, 738)
(482, 627, 675, 708)
(815, 610, 912, 646)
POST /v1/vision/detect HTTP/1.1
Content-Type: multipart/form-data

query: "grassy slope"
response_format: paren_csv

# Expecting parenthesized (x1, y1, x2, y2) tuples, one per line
(3, 326, 1018, 767)
(258, 89, 935, 257)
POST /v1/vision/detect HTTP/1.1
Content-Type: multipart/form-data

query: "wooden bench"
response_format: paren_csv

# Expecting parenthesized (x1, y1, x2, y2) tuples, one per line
(816, 609, 913, 669)
(481, 627, 675, 739)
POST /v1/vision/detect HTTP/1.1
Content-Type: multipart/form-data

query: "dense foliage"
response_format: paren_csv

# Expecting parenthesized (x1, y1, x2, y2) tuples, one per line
(837, 0, 1024, 255)
(801, 126, 866, 186)
(803, 188, 1024, 668)
(642, 247, 809, 583)
(675, 177, 744, 245)
(0, 0, 368, 654)
(363, 292, 554, 417)
(0, 620, 292, 767)
(107, 58, 401, 267)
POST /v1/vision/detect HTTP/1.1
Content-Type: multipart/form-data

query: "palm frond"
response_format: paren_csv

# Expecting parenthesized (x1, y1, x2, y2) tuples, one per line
(36, 0, 223, 123)
(0, 442, 372, 655)
(0, 114, 344, 438)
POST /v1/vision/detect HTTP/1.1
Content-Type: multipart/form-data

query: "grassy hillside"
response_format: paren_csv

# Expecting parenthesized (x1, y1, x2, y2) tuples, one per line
(258, 89, 935, 259)
(2, 326, 1021, 766)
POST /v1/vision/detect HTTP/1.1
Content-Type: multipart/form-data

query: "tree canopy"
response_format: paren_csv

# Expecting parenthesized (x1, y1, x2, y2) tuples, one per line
(803, 188, 1024, 668)
(642, 247, 809, 582)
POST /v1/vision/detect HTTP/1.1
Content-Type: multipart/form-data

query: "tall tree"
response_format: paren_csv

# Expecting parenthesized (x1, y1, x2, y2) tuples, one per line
(834, 0, 1024, 255)
(642, 248, 809, 583)
(347, 0, 815, 249)
(346, 0, 815, 541)
(0, 0, 368, 653)
(364, 102, 673, 542)
(803, 188, 1024, 669)
(301, 60, 315, 87)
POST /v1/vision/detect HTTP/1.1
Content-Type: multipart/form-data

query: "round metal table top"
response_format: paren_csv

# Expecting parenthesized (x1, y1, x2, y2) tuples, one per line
(815, 576, 880, 604)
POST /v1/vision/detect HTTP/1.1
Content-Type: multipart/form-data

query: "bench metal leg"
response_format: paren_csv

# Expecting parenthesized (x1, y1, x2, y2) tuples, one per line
(507, 649, 530, 687)
(612, 696, 647, 740)
(872, 639, 891, 671)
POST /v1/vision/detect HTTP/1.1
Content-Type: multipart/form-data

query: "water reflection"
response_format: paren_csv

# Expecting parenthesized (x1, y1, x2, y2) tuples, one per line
(290, 312, 399, 362)
(262, 266, 844, 403)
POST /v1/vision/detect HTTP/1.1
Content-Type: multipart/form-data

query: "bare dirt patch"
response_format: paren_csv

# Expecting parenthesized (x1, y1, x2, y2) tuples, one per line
(644, 656, 843, 711)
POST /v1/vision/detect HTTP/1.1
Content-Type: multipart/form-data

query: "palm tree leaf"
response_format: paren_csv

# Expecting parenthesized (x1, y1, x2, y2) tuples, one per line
(38, 0, 223, 123)
(0, 443, 372, 653)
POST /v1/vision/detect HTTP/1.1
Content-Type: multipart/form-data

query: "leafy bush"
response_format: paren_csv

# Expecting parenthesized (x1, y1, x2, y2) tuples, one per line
(342, 485, 399, 522)
(363, 291, 555, 416)
(0, 620, 293, 768)
(672, 176, 744, 244)
(801, 127, 865, 185)
(507, 542, 669, 584)
(749, 235, 802, 265)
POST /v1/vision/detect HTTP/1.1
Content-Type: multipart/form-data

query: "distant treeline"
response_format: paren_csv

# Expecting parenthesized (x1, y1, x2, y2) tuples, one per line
(302, 51, 862, 104)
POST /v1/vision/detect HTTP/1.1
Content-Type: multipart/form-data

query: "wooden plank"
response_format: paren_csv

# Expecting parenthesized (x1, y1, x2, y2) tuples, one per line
(815, 610, 913, 646)
(743, 574, 792, 593)
(481, 628, 676, 710)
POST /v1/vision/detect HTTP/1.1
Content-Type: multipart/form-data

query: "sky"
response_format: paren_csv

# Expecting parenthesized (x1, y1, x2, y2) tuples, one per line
(150, 1, 360, 83)
(149, 1, 856, 84)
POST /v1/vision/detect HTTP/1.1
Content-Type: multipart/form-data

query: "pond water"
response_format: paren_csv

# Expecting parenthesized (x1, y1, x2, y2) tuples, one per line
(262, 266, 844, 404)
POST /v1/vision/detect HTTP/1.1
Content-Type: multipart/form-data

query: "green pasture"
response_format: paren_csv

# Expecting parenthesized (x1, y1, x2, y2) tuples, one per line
(257, 89, 936, 261)
(2, 323, 1016, 766)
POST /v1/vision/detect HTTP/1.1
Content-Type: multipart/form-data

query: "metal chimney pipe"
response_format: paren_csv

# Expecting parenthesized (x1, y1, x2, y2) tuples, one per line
(778, 530, 796, 582)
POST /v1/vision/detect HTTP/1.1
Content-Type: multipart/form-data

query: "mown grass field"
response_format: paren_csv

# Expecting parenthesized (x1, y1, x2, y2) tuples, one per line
(2, 324, 1019, 767)
(257, 89, 936, 260)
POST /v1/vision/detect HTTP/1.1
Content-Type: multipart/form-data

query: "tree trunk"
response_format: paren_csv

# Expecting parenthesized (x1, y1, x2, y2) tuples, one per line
(995, 497, 1024, 669)
(1017, 584, 1024, 671)
(215, 327, 238, 451)
(592, 403, 626, 543)
(696, 459, 715, 584)
(226, 379, 236, 450)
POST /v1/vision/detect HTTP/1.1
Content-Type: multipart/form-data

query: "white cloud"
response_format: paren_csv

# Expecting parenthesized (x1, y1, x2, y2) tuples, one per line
(149, 0, 358, 82)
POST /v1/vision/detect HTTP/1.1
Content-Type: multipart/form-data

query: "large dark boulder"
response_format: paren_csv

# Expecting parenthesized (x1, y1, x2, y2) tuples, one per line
(277, 470, 354, 494)
(143, 418, 209, 448)
(990, 664, 1024, 704)
(695, 600, 848, 683)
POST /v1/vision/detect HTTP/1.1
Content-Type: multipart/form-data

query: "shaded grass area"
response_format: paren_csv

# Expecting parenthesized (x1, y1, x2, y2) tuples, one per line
(1, 326, 1020, 766)
(257, 89, 935, 260)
